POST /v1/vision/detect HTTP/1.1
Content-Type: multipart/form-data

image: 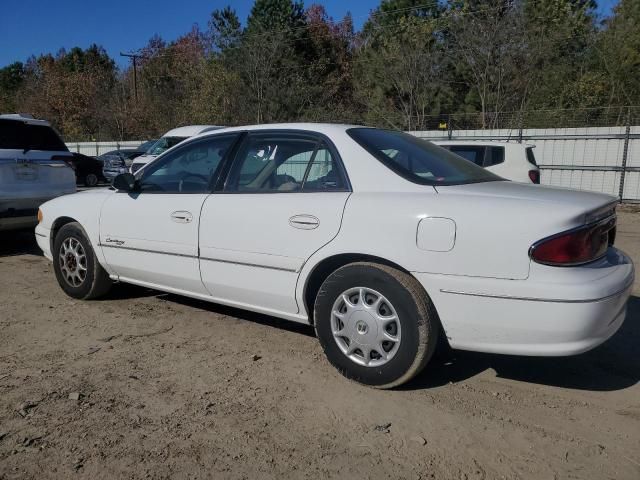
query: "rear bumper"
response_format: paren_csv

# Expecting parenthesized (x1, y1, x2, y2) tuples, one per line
(415, 247, 634, 356)
(0, 197, 58, 231)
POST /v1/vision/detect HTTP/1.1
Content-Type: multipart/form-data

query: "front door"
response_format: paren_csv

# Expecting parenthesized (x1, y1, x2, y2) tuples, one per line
(99, 134, 240, 294)
(199, 131, 351, 315)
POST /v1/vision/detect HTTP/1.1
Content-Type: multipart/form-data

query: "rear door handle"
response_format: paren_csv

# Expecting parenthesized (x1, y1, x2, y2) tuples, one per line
(171, 211, 193, 224)
(289, 215, 319, 230)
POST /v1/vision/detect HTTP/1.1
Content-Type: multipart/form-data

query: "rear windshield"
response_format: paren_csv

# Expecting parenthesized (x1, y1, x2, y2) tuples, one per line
(347, 128, 501, 186)
(0, 119, 68, 152)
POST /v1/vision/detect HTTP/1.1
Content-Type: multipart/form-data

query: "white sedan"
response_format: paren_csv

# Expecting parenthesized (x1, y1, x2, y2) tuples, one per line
(35, 124, 634, 388)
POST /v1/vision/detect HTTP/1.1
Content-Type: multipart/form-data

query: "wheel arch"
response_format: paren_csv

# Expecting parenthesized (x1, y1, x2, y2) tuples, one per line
(303, 253, 413, 324)
(50, 216, 79, 252)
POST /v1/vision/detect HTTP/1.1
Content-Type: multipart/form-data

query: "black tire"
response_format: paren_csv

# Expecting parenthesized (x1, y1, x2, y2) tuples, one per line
(52, 222, 112, 300)
(84, 173, 99, 187)
(314, 262, 439, 389)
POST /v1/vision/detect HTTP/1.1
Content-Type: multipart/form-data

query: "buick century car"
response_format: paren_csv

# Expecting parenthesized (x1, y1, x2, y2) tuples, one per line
(35, 124, 634, 388)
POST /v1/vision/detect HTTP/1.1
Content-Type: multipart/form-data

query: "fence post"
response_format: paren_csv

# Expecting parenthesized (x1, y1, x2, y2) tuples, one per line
(518, 111, 524, 143)
(447, 114, 452, 140)
(618, 108, 631, 202)
(95, 142, 99, 158)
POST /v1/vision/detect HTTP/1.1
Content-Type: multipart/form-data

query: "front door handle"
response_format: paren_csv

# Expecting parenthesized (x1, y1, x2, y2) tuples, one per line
(289, 215, 319, 230)
(171, 211, 193, 224)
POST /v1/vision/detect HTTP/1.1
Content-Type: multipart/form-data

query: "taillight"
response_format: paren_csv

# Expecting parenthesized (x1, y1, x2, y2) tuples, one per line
(530, 217, 616, 266)
(528, 170, 540, 184)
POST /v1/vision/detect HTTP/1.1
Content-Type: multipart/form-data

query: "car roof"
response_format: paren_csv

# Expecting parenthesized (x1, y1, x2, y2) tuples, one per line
(195, 123, 364, 139)
(0, 113, 51, 127)
(163, 125, 225, 137)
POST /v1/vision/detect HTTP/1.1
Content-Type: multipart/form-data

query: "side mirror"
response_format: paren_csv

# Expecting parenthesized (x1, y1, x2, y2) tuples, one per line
(112, 173, 138, 192)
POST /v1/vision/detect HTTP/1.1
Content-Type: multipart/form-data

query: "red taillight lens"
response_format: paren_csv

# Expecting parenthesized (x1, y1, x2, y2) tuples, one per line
(530, 217, 615, 266)
(528, 170, 540, 184)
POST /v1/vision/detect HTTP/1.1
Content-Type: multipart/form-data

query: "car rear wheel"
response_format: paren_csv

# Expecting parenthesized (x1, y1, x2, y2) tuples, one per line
(53, 222, 112, 299)
(314, 262, 439, 388)
(84, 173, 99, 187)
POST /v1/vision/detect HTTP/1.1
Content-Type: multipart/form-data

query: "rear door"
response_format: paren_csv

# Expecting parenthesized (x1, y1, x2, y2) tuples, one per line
(199, 131, 351, 315)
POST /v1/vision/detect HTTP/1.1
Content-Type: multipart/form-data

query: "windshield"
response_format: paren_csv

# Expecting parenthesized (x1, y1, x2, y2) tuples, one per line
(347, 128, 501, 186)
(146, 136, 188, 156)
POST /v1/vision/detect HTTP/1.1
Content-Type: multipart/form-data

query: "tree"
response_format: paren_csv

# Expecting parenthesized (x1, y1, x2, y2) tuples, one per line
(446, 1, 530, 127)
(355, 0, 451, 129)
(597, 0, 640, 106)
(0, 62, 25, 112)
(208, 6, 242, 53)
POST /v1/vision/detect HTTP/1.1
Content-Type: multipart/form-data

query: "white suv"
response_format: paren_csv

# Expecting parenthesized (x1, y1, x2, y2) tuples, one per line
(433, 140, 540, 183)
(0, 114, 76, 231)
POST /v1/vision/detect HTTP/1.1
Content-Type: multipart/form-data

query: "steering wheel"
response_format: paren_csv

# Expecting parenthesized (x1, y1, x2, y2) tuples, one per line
(178, 173, 209, 192)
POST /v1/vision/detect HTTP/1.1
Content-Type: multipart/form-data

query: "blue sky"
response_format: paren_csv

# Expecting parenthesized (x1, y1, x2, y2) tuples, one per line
(0, 0, 620, 68)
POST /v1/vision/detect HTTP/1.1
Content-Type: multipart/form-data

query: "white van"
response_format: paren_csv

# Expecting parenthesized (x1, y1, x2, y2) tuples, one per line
(0, 114, 76, 231)
(130, 125, 224, 174)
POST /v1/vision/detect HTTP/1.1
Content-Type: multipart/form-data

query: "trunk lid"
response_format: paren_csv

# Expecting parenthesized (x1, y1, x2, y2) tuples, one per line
(431, 181, 617, 279)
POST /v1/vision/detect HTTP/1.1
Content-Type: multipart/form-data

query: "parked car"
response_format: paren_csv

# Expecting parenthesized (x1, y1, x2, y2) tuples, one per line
(64, 152, 105, 187)
(137, 139, 158, 154)
(35, 124, 632, 388)
(129, 126, 224, 174)
(0, 114, 75, 231)
(433, 140, 540, 183)
(101, 149, 144, 181)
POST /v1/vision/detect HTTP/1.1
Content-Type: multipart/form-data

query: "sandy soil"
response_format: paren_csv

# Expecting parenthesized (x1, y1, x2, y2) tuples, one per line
(0, 211, 638, 479)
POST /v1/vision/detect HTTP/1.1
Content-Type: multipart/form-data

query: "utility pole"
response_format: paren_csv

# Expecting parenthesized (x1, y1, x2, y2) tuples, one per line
(120, 52, 142, 101)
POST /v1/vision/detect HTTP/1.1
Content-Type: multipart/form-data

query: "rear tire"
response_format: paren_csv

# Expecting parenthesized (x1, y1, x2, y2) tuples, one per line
(53, 222, 112, 299)
(314, 262, 439, 389)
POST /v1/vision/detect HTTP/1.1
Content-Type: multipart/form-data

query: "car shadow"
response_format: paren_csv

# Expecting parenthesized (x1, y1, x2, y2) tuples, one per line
(0, 230, 42, 257)
(161, 293, 317, 338)
(405, 295, 640, 392)
(102, 283, 639, 391)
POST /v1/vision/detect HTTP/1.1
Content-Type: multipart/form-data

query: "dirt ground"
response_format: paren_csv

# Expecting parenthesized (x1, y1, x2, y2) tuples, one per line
(0, 210, 638, 480)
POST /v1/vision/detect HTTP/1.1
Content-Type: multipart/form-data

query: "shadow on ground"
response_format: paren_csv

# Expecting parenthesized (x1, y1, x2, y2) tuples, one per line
(407, 295, 640, 392)
(4, 228, 636, 392)
(136, 286, 639, 392)
(0, 230, 42, 257)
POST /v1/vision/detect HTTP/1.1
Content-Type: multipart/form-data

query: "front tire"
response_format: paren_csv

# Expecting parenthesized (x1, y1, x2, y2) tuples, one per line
(314, 262, 439, 389)
(53, 222, 112, 299)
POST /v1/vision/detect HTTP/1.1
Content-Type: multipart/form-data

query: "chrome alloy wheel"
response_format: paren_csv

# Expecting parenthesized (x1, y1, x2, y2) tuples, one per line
(59, 237, 88, 287)
(331, 287, 402, 367)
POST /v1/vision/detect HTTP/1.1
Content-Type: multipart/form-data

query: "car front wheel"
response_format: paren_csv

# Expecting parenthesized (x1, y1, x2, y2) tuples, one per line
(53, 222, 112, 299)
(314, 262, 439, 388)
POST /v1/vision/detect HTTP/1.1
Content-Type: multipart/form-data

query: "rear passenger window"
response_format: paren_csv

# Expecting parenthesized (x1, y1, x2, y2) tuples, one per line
(303, 147, 345, 191)
(449, 146, 486, 166)
(226, 134, 347, 193)
(485, 147, 505, 166)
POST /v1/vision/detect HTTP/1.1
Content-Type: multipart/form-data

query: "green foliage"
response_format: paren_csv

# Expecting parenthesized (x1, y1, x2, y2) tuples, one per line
(0, 0, 638, 140)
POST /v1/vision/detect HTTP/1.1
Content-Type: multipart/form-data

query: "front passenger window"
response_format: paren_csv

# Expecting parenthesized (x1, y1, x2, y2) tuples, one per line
(138, 136, 236, 193)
